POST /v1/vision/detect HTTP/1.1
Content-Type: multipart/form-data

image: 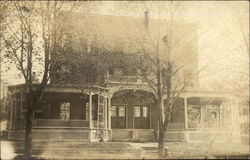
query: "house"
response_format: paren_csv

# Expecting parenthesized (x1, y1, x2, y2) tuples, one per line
(7, 14, 241, 143)
(236, 88, 249, 146)
(0, 81, 10, 137)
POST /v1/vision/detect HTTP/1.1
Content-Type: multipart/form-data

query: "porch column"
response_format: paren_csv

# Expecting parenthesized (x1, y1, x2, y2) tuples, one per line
(107, 97, 111, 130)
(184, 97, 188, 129)
(104, 96, 108, 129)
(89, 92, 92, 129)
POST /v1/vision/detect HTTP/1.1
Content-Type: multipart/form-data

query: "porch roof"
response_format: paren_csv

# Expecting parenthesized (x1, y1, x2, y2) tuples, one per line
(8, 83, 235, 99)
(179, 88, 233, 99)
(8, 83, 109, 95)
(46, 84, 109, 94)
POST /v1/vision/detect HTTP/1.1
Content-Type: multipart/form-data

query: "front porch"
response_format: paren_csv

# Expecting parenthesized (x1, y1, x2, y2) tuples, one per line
(8, 85, 240, 143)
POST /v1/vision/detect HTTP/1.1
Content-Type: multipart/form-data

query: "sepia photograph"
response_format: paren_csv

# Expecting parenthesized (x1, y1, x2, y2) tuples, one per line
(0, 1, 249, 159)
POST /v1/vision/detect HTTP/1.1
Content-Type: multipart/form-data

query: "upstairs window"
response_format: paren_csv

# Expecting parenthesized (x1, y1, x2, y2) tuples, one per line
(61, 65, 71, 73)
(113, 67, 123, 76)
(184, 70, 193, 87)
(56, 63, 71, 74)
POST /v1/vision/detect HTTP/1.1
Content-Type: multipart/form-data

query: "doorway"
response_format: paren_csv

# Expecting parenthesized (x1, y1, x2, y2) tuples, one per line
(111, 105, 126, 128)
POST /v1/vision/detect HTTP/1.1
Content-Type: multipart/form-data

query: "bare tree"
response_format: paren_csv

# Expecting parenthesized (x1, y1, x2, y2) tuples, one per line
(218, 2, 249, 91)
(115, 1, 201, 156)
(1, 1, 89, 158)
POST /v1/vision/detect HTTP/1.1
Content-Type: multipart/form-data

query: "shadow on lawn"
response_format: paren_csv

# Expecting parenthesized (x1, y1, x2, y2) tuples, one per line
(214, 154, 250, 159)
(13, 155, 42, 160)
(11, 141, 48, 160)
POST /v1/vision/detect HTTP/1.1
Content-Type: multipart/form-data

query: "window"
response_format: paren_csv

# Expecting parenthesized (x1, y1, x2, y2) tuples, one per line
(85, 102, 98, 120)
(184, 70, 193, 87)
(201, 105, 219, 122)
(113, 67, 123, 76)
(133, 106, 148, 117)
(142, 107, 148, 117)
(118, 106, 126, 117)
(134, 106, 141, 117)
(57, 64, 71, 74)
(92, 102, 97, 120)
(111, 106, 126, 117)
(239, 100, 249, 116)
(86, 103, 89, 120)
(210, 112, 217, 120)
(188, 104, 220, 128)
(60, 102, 70, 120)
(111, 106, 116, 117)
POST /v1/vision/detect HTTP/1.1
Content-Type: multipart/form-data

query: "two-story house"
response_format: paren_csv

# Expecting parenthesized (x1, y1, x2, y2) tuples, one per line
(8, 14, 240, 143)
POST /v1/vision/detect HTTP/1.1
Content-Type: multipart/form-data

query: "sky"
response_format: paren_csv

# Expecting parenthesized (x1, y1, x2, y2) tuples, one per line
(97, 1, 249, 89)
(1, 1, 249, 90)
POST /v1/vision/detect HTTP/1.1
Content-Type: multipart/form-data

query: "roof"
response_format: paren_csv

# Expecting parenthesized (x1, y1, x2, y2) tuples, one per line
(57, 13, 198, 72)
(8, 83, 40, 91)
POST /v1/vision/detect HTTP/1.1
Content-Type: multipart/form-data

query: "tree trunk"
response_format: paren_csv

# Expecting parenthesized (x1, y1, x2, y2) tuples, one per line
(158, 129, 166, 157)
(157, 97, 167, 157)
(24, 93, 34, 158)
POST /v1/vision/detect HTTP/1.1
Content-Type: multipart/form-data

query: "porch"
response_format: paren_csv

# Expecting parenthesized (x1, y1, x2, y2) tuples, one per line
(9, 85, 111, 142)
(8, 85, 240, 143)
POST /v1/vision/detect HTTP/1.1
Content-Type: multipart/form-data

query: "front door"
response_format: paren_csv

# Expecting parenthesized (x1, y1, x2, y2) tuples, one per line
(133, 106, 150, 129)
(111, 105, 126, 128)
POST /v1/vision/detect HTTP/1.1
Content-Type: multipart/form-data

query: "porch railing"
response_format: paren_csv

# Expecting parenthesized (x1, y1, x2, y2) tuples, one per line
(33, 119, 89, 128)
(105, 75, 146, 84)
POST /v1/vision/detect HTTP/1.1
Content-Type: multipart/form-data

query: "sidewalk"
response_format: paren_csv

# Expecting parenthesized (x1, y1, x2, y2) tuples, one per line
(130, 141, 250, 158)
(1, 140, 249, 159)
